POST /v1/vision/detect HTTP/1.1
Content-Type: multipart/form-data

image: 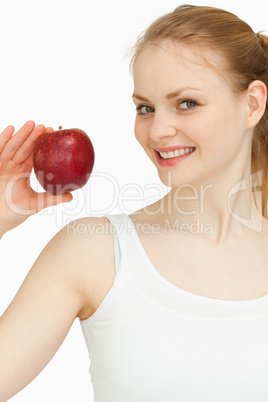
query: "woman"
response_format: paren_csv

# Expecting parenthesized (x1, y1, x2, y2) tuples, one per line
(1, 4, 268, 401)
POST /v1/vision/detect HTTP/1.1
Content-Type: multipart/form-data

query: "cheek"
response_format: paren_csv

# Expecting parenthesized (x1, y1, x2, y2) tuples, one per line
(134, 119, 147, 146)
(198, 109, 245, 162)
(192, 109, 234, 150)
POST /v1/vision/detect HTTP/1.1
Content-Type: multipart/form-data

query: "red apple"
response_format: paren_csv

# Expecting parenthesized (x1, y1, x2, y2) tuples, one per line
(33, 127, 95, 195)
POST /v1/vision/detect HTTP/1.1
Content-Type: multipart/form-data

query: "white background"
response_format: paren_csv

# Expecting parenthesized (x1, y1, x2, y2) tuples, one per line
(0, 0, 267, 400)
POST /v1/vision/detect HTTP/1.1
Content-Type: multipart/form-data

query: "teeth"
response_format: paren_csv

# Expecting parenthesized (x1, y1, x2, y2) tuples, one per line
(159, 148, 195, 159)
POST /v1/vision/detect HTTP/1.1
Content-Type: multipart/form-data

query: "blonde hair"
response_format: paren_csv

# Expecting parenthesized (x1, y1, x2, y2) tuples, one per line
(129, 4, 268, 218)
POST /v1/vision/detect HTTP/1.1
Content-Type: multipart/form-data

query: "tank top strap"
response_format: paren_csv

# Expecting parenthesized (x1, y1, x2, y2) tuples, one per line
(103, 214, 135, 275)
(103, 213, 131, 232)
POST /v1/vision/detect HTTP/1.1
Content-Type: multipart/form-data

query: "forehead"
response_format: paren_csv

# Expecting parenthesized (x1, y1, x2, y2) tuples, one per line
(133, 43, 232, 97)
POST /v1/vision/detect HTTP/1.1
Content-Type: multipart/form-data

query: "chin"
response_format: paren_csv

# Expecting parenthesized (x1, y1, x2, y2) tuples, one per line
(157, 170, 190, 189)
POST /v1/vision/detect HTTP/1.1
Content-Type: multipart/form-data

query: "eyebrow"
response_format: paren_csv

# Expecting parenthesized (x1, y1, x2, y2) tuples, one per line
(132, 86, 201, 102)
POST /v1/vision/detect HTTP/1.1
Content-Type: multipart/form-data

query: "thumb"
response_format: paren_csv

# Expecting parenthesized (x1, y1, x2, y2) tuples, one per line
(37, 191, 73, 212)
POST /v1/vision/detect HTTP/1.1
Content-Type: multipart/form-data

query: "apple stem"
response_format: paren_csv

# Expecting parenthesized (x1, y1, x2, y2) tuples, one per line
(59, 126, 62, 130)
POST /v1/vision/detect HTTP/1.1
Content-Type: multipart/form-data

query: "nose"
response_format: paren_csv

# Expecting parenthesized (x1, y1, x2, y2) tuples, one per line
(148, 112, 178, 141)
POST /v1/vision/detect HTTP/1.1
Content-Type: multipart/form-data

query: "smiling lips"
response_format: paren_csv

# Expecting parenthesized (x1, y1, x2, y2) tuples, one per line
(159, 147, 195, 159)
(154, 146, 196, 166)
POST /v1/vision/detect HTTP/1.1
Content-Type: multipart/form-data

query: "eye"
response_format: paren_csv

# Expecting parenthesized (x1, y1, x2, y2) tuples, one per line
(178, 100, 198, 110)
(136, 105, 155, 116)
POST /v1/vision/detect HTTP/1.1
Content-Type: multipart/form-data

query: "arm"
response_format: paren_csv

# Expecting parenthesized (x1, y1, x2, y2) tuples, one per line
(0, 216, 112, 401)
(0, 122, 105, 400)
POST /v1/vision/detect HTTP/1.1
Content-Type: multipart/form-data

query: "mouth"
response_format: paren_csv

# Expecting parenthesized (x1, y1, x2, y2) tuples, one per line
(158, 147, 196, 159)
(154, 147, 196, 167)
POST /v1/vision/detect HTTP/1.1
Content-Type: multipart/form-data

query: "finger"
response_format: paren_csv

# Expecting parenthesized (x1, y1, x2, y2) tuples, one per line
(0, 126, 15, 155)
(45, 127, 54, 133)
(0, 121, 36, 161)
(10, 124, 47, 164)
(18, 126, 53, 166)
(13, 125, 55, 165)
(36, 192, 73, 212)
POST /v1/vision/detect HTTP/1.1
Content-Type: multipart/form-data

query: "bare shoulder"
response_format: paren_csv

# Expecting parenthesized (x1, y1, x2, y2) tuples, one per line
(61, 215, 114, 253)
(43, 216, 114, 265)
(38, 216, 116, 320)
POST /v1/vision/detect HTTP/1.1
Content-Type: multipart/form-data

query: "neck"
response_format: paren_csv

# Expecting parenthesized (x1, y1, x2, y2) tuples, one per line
(150, 171, 264, 244)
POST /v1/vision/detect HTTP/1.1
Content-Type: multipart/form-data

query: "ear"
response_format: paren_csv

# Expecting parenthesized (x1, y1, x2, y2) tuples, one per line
(246, 80, 267, 129)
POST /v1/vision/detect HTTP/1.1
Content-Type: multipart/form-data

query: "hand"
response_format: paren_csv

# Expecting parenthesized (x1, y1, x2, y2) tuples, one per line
(0, 121, 73, 236)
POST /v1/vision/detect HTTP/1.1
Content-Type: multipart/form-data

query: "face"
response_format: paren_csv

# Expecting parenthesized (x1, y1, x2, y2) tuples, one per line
(132, 44, 251, 189)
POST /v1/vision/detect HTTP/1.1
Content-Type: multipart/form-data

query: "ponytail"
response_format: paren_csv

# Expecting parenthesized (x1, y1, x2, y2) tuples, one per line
(251, 32, 268, 217)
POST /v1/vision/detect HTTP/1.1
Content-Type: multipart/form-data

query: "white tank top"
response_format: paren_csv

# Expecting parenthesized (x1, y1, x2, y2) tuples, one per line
(80, 213, 268, 402)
